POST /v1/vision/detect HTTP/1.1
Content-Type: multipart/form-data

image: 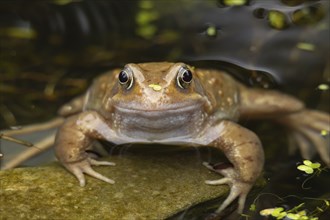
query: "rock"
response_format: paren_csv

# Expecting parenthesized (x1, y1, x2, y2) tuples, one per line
(0, 147, 231, 219)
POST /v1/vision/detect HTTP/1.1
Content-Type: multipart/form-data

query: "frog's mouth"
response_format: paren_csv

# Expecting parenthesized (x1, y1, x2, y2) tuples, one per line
(114, 103, 201, 117)
(113, 102, 204, 132)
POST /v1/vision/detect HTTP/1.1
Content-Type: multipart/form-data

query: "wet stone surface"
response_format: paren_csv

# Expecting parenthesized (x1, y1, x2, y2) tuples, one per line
(0, 148, 229, 219)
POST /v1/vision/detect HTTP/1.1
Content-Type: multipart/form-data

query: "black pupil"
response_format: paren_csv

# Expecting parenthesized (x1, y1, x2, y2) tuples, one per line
(119, 71, 128, 83)
(182, 70, 192, 83)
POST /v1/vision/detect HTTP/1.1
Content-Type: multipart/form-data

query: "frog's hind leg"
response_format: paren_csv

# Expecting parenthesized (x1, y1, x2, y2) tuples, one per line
(277, 110, 330, 166)
(239, 85, 330, 166)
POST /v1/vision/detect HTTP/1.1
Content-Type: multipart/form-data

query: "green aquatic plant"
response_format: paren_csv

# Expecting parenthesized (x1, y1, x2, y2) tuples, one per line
(206, 25, 217, 38)
(296, 160, 328, 189)
(255, 199, 329, 220)
(241, 160, 329, 220)
(223, 0, 247, 6)
(317, 84, 329, 91)
(135, 0, 159, 39)
(296, 42, 315, 51)
(268, 10, 288, 30)
(259, 206, 319, 219)
(297, 160, 321, 174)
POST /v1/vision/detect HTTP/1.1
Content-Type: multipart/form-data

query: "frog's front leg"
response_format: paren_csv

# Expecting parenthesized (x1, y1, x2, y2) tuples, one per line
(204, 120, 264, 214)
(55, 111, 116, 186)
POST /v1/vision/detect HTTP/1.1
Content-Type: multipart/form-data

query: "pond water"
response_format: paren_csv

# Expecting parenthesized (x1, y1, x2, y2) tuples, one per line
(0, 0, 329, 219)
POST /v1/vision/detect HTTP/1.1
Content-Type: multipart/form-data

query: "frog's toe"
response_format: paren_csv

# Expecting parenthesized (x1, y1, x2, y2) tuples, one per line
(80, 164, 115, 185)
(205, 175, 251, 214)
(291, 131, 314, 159)
(64, 158, 115, 186)
(203, 162, 251, 214)
(279, 110, 330, 166)
(68, 163, 87, 187)
(89, 158, 116, 166)
(293, 112, 330, 166)
(296, 127, 330, 166)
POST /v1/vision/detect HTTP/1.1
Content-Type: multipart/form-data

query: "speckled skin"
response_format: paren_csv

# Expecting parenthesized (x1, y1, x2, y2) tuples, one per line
(55, 62, 330, 214)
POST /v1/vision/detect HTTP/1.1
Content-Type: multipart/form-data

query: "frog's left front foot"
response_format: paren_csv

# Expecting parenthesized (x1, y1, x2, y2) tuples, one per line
(203, 162, 252, 214)
(63, 157, 115, 187)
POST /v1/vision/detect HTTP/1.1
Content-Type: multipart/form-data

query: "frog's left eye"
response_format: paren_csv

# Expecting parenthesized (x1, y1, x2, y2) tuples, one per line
(177, 66, 193, 89)
(118, 68, 134, 90)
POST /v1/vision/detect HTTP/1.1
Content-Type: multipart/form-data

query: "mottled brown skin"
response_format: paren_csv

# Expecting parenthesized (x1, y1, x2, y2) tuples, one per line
(55, 62, 330, 214)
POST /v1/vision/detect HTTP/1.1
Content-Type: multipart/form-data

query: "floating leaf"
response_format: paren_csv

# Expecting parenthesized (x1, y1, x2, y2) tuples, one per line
(278, 212, 287, 219)
(206, 25, 217, 37)
(297, 210, 307, 216)
(303, 160, 312, 166)
(249, 204, 256, 211)
(287, 213, 300, 219)
(297, 160, 321, 174)
(271, 207, 286, 218)
(320, 129, 328, 136)
(303, 160, 320, 169)
(297, 42, 315, 51)
(309, 163, 320, 169)
(260, 208, 276, 216)
(268, 10, 288, 30)
(317, 84, 329, 91)
(223, 0, 247, 6)
(297, 165, 314, 174)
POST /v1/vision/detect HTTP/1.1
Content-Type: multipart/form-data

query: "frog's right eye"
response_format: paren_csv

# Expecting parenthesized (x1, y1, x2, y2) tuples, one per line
(118, 68, 134, 90)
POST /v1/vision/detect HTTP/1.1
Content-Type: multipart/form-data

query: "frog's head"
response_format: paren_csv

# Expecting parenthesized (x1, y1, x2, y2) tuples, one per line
(110, 62, 208, 137)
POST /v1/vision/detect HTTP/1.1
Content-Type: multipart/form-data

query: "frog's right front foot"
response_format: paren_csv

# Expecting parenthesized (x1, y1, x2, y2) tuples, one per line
(63, 157, 115, 187)
(54, 111, 118, 186)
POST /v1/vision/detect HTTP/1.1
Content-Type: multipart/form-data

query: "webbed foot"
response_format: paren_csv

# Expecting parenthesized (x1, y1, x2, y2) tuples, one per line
(63, 158, 115, 186)
(278, 110, 330, 166)
(203, 162, 252, 214)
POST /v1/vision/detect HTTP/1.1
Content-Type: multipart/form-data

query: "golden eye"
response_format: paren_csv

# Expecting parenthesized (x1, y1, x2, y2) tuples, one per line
(118, 68, 134, 90)
(177, 66, 193, 89)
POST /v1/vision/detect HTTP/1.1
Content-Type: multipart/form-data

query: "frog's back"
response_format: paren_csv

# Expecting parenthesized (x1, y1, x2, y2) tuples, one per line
(84, 70, 120, 114)
(57, 71, 118, 117)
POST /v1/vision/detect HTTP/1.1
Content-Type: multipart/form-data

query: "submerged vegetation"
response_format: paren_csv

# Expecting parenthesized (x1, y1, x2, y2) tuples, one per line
(241, 160, 329, 220)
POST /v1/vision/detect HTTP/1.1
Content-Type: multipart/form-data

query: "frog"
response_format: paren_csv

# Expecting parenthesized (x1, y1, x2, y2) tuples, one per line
(55, 62, 330, 214)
